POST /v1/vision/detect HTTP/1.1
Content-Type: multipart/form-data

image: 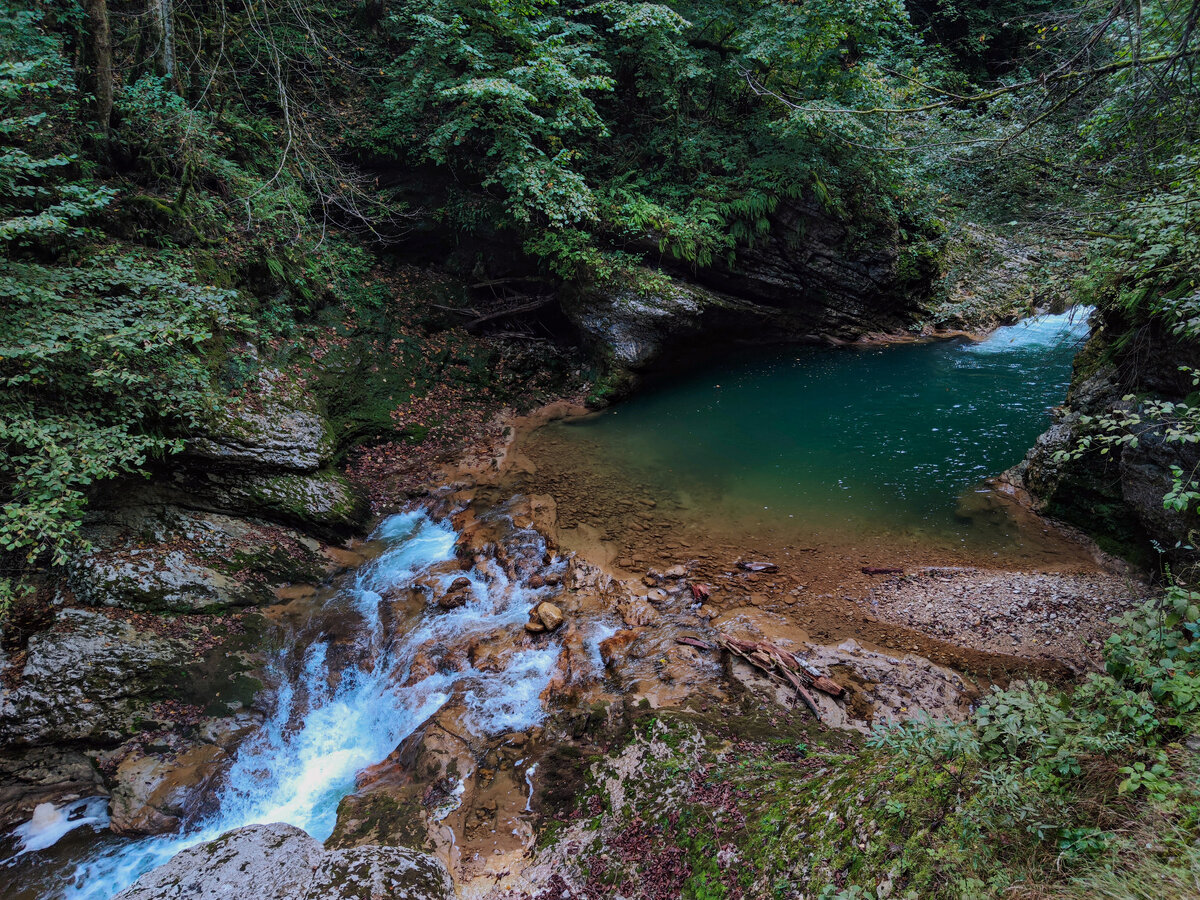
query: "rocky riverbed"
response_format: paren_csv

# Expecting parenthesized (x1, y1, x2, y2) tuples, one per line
(0, 364, 1155, 900)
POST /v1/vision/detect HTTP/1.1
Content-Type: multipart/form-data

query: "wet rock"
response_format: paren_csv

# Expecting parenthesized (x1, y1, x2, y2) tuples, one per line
(524, 620, 546, 634)
(532, 601, 564, 632)
(449, 577, 472, 592)
(616, 594, 658, 627)
(664, 564, 688, 579)
(90, 464, 368, 543)
(438, 592, 468, 610)
(109, 744, 227, 836)
(0, 609, 189, 746)
(738, 561, 779, 574)
(0, 747, 107, 830)
(1121, 430, 1197, 548)
(213, 469, 369, 536)
(541, 626, 587, 703)
(598, 630, 641, 668)
(113, 822, 454, 900)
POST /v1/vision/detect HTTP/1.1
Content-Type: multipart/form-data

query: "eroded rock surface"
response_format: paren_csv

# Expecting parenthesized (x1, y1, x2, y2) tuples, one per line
(188, 370, 335, 472)
(0, 609, 188, 746)
(113, 823, 454, 900)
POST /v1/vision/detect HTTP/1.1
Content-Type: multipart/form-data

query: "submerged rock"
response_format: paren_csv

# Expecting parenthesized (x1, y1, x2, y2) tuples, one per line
(113, 822, 454, 900)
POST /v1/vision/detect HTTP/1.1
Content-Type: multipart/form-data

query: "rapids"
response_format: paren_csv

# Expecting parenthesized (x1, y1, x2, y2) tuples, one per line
(2, 507, 579, 900)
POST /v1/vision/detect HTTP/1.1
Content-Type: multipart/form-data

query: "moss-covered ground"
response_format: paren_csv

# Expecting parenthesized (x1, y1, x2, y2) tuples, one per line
(534, 691, 1200, 900)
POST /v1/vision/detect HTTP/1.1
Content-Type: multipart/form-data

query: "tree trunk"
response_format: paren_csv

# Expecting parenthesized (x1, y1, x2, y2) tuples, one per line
(81, 0, 113, 137)
(157, 0, 178, 90)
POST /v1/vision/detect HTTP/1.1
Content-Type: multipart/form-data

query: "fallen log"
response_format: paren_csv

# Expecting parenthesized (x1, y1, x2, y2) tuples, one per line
(713, 633, 846, 723)
(675, 636, 716, 651)
(465, 295, 555, 329)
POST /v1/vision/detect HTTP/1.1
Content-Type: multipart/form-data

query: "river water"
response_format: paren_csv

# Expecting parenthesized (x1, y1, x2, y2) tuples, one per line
(1, 309, 1092, 898)
(1, 509, 574, 900)
(523, 309, 1092, 554)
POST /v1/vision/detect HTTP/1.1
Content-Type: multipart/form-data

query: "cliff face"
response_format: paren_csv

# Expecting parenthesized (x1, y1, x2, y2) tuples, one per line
(560, 200, 935, 400)
(1008, 321, 1200, 565)
(692, 198, 925, 333)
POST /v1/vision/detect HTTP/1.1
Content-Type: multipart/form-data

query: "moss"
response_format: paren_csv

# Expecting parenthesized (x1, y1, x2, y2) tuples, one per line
(585, 363, 637, 408)
(235, 468, 369, 533)
(223, 542, 325, 585)
(328, 790, 431, 851)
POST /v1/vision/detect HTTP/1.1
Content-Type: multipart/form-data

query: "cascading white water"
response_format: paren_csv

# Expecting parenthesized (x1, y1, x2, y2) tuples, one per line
(9, 800, 110, 859)
(963, 307, 1093, 354)
(23, 507, 568, 900)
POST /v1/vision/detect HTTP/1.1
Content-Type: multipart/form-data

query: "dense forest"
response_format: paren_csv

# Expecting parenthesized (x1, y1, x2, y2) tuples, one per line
(3, 0, 1198, 599)
(3, 0, 1200, 897)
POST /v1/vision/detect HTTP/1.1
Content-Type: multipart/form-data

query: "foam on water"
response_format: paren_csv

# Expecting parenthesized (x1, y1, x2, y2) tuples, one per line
(11, 799, 110, 857)
(964, 307, 1092, 354)
(26, 508, 562, 900)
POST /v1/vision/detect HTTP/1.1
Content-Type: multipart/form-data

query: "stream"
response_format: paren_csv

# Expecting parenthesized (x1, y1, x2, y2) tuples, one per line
(2, 309, 1095, 899)
(2, 508, 588, 900)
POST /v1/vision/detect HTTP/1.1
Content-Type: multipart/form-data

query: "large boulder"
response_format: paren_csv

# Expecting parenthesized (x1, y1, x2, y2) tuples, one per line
(0, 609, 189, 746)
(188, 370, 336, 472)
(1009, 353, 1199, 560)
(113, 823, 455, 900)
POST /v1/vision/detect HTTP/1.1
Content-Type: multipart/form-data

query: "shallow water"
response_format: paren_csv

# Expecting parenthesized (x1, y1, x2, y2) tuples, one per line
(539, 309, 1091, 550)
(1, 310, 1094, 898)
(1, 508, 578, 900)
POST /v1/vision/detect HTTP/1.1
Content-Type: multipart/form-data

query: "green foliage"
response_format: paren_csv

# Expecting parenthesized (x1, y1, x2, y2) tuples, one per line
(382, 0, 929, 283)
(0, 6, 291, 605)
(387, 0, 614, 228)
(866, 587, 1200, 889)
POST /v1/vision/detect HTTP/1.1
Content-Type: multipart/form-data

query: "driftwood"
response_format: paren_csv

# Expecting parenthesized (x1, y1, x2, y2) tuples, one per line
(738, 561, 779, 574)
(465, 295, 555, 329)
(675, 634, 845, 724)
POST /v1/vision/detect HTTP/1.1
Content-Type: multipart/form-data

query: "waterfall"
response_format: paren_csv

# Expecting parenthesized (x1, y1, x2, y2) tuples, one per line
(17, 507, 564, 900)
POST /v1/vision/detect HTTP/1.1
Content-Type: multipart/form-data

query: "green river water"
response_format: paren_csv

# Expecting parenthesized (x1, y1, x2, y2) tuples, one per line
(542, 309, 1092, 550)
